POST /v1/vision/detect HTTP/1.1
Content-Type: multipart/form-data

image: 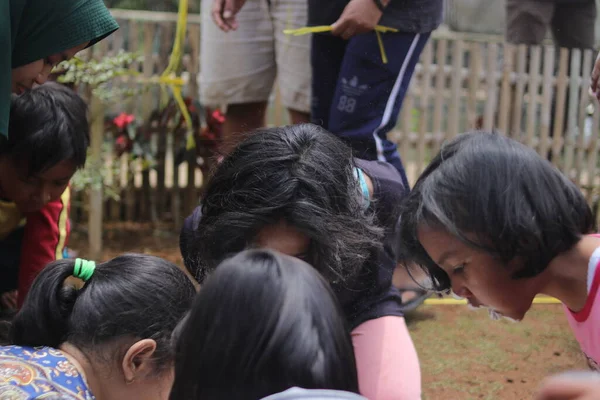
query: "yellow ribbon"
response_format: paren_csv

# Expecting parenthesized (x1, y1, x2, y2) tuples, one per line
(159, 0, 195, 151)
(283, 25, 399, 64)
(423, 296, 562, 306)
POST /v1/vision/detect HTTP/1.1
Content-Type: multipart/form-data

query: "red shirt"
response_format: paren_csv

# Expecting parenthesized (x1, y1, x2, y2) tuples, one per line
(0, 187, 71, 307)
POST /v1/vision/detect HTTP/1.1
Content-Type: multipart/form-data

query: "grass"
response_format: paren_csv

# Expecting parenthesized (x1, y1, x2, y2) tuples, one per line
(408, 305, 586, 399)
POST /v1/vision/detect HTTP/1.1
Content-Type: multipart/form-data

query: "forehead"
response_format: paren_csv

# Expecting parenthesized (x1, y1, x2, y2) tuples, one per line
(255, 220, 310, 256)
(417, 225, 471, 265)
(13, 159, 77, 179)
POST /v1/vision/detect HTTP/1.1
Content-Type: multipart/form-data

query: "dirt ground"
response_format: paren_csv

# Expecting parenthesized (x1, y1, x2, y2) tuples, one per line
(70, 223, 587, 400)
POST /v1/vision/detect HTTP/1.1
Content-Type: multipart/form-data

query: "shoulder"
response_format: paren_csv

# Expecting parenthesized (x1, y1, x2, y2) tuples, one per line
(356, 159, 407, 205)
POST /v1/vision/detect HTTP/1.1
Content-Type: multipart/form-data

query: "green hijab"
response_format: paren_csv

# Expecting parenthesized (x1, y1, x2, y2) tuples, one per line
(1, 0, 119, 137)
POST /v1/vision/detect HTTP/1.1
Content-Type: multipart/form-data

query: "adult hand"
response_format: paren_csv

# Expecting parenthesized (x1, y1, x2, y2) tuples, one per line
(211, 0, 247, 32)
(591, 52, 600, 102)
(535, 372, 600, 400)
(331, 0, 386, 40)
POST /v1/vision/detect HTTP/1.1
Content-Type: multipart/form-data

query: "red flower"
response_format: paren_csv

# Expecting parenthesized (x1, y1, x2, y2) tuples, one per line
(113, 112, 135, 129)
(211, 110, 225, 124)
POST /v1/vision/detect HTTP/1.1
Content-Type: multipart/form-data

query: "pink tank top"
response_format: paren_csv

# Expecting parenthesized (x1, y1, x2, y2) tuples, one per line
(563, 240, 600, 371)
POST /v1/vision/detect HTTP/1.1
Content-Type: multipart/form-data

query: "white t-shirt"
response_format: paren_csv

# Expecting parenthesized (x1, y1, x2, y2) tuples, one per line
(261, 388, 367, 400)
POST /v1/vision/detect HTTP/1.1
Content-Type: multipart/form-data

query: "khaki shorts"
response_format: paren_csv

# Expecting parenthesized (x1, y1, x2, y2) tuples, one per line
(200, 0, 311, 113)
(506, 0, 596, 49)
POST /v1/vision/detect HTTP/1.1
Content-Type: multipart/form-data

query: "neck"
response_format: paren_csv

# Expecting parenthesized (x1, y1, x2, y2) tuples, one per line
(59, 342, 109, 399)
(540, 235, 600, 312)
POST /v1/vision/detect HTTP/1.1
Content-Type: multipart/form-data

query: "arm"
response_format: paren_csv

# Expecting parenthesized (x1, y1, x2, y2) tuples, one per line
(17, 187, 70, 307)
(331, 0, 391, 39)
(536, 372, 600, 400)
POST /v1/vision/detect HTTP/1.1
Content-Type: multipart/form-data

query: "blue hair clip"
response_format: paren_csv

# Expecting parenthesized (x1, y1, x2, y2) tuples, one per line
(354, 167, 371, 210)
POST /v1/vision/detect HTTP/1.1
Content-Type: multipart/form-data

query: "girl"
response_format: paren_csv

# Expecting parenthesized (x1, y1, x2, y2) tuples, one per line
(2, 0, 119, 137)
(0, 254, 196, 399)
(180, 124, 421, 399)
(170, 249, 360, 399)
(398, 131, 600, 370)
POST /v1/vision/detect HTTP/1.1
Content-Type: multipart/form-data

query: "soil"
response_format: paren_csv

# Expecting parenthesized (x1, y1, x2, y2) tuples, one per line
(69, 223, 588, 400)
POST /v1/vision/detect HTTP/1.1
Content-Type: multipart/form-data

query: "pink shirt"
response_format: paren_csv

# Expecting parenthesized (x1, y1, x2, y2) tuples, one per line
(564, 245, 600, 371)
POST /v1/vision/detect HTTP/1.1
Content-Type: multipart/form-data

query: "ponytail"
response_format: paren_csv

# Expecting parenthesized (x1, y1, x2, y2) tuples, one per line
(12, 259, 81, 347)
(10, 254, 195, 370)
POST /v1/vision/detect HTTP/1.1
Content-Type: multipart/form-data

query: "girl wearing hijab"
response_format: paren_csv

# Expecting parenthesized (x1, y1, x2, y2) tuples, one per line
(1, 0, 119, 137)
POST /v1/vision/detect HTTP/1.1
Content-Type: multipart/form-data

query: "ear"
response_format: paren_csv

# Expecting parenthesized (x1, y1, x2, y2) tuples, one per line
(122, 339, 158, 383)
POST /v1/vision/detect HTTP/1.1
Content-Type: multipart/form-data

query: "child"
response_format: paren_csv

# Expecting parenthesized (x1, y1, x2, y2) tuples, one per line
(398, 131, 600, 370)
(170, 249, 360, 399)
(0, 82, 89, 309)
(2, 253, 196, 399)
(181, 124, 421, 399)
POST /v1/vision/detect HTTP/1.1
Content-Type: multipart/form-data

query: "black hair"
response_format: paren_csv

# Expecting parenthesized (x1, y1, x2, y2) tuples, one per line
(184, 123, 383, 284)
(11, 254, 196, 372)
(170, 249, 359, 400)
(3, 82, 89, 176)
(398, 131, 595, 291)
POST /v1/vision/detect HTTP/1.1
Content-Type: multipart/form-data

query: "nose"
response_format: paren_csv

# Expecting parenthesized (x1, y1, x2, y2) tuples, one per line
(452, 284, 473, 300)
(33, 185, 52, 205)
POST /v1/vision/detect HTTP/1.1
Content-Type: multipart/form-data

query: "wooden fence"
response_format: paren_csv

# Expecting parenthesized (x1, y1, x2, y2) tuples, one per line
(72, 10, 600, 225)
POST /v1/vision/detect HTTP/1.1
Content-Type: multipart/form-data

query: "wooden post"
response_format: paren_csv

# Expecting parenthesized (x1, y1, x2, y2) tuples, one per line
(525, 46, 541, 149)
(483, 42, 498, 131)
(88, 94, 104, 260)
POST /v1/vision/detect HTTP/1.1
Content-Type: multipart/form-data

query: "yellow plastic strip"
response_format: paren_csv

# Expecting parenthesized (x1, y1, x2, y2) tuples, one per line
(375, 31, 387, 64)
(157, 0, 195, 149)
(283, 25, 398, 64)
(424, 296, 562, 306)
(283, 25, 399, 36)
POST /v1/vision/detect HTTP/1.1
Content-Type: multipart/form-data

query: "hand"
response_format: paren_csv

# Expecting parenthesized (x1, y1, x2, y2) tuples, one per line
(211, 0, 247, 32)
(331, 0, 385, 40)
(535, 372, 600, 400)
(591, 52, 600, 102)
(0, 290, 17, 311)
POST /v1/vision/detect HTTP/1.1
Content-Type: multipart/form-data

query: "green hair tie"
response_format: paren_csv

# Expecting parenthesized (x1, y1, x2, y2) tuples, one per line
(73, 258, 96, 282)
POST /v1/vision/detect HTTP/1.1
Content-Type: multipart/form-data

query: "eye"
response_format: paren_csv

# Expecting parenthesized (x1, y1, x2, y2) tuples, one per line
(53, 180, 70, 187)
(452, 263, 466, 275)
(19, 176, 38, 186)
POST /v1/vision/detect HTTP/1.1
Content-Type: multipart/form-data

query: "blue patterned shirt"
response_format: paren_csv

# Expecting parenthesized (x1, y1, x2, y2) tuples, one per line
(0, 345, 94, 399)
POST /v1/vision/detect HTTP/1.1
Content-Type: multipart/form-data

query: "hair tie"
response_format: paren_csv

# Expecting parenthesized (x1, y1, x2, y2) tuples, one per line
(73, 258, 96, 282)
(354, 167, 371, 210)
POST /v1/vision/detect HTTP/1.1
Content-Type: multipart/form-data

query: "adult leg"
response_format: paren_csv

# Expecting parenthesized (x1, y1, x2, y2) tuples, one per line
(548, 1, 596, 159)
(200, 0, 276, 155)
(351, 316, 421, 400)
(326, 31, 430, 190)
(222, 102, 268, 154)
(310, 34, 348, 130)
(552, 0, 596, 50)
(505, 0, 553, 46)
(271, 0, 312, 125)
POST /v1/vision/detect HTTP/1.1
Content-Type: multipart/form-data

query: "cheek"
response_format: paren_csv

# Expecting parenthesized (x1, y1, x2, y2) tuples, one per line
(11, 61, 44, 86)
(49, 184, 69, 200)
(467, 268, 519, 303)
